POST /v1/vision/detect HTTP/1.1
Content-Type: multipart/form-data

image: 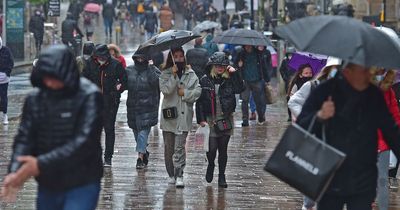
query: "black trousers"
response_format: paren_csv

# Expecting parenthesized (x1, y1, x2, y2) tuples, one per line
(206, 135, 230, 175)
(318, 192, 375, 210)
(103, 94, 120, 160)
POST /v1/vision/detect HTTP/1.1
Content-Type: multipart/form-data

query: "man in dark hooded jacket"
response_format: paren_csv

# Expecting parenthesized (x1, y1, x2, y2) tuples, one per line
(186, 38, 209, 78)
(297, 64, 400, 210)
(29, 10, 45, 56)
(126, 50, 160, 169)
(82, 44, 127, 166)
(0, 45, 103, 208)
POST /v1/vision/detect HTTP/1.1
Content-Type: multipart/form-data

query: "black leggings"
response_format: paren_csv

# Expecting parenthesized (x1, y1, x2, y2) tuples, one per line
(206, 135, 230, 175)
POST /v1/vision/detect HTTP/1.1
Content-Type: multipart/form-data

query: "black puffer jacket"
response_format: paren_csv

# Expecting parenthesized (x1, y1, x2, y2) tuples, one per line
(61, 15, 83, 40)
(9, 45, 103, 191)
(29, 14, 45, 39)
(196, 66, 244, 124)
(0, 46, 14, 76)
(126, 64, 161, 130)
(186, 47, 209, 78)
(82, 45, 127, 95)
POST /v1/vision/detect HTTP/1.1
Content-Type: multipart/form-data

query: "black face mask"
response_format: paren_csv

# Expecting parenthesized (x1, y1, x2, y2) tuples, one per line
(298, 77, 312, 85)
(134, 60, 148, 68)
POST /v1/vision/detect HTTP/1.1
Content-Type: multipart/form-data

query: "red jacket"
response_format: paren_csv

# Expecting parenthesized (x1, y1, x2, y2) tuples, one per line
(378, 88, 400, 152)
(118, 55, 126, 69)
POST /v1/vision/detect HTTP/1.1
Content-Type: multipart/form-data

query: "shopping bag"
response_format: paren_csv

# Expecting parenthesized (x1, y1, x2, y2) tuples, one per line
(195, 125, 210, 152)
(265, 83, 277, 104)
(264, 117, 346, 201)
(390, 150, 397, 169)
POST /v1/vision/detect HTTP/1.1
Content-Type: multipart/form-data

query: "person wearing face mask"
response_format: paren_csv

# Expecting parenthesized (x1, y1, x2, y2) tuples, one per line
(82, 44, 127, 167)
(371, 68, 400, 210)
(196, 52, 244, 188)
(159, 47, 202, 188)
(287, 57, 341, 210)
(288, 57, 341, 123)
(280, 47, 296, 121)
(126, 49, 161, 169)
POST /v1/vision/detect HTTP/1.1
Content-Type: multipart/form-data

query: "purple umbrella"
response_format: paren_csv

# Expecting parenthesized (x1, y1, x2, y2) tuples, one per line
(288, 52, 328, 75)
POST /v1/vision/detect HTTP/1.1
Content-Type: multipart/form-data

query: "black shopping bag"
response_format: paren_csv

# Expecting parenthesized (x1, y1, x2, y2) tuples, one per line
(264, 121, 346, 202)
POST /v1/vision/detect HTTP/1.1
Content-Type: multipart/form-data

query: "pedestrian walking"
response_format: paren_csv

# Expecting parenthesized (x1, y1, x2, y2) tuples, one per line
(220, 10, 230, 31)
(117, 3, 130, 36)
(141, 8, 158, 40)
(159, 3, 174, 32)
(127, 51, 161, 169)
(389, 70, 400, 189)
(136, 0, 146, 30)
(0, 37, 14, 124)
(371, 68, 400, 210)
(108, 43, 127, 69)
(287, 58, 340, 210)
(102, 2, 116, 39)
(202, 33, 219, 56)
(186, 38, 209, 78)
(196, 52, 244, 188)
(279, 47, 296, 121)
(29, 10, 45, 57)
(0, 45, 103, 209)
(83, 11, 95, 41)
(296, 63, 400, 210)
(287, 64, 314, 120)
(61, 12, 84, 55)
(82, 44, 127, 166)
(76, 41, 95, 73)
(159, 47, 201, 188)
(235, 45, 270, 126)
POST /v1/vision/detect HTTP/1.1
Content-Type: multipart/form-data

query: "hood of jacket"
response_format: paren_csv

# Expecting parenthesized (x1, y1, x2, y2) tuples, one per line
(31, 45, 80, 94)
(93, 44, 111, 61)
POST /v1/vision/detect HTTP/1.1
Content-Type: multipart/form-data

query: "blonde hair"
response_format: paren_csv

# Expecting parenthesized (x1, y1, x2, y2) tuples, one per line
(381, 69, 396, 91)
(210, 66, 230, 79)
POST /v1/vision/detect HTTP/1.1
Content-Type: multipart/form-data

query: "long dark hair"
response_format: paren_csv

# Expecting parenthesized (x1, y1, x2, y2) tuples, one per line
(287, 63, 313, 97)
(163, 48, 186, 70)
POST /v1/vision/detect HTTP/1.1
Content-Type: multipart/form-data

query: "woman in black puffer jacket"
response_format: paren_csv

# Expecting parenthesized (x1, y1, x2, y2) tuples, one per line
(196, 52, 244, 188)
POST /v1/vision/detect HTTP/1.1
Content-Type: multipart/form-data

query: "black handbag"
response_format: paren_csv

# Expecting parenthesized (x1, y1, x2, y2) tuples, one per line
(264, 116, 346, 202)
(215, 118, 232, 133)
(162, 107, 178, 119)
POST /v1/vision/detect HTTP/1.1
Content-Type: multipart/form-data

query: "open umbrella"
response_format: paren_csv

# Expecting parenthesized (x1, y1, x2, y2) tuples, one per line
(192, 20, 221, 35)
(288, 52, 328, 74)
(152, 30, 200, 52)
(213, 28, 272, 46)
(275, 15, 400, 69)
(84, 3, 101, 13)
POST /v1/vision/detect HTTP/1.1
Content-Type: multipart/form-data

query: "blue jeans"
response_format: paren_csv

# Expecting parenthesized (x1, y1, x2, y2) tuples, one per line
(103, 18, 113, 37)
(0, 83, 8, 114)
(133, 128, 151, 153)
(249, 93, 256, 113)
(37, 181, 100, 210)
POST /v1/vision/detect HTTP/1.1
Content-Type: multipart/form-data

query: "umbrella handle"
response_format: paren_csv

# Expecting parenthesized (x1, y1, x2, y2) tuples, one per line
(170, 50, 176, 65)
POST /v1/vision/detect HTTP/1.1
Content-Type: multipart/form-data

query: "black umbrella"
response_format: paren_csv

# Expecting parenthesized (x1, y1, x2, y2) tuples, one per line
(213, 29, 272, 46)
(275, 15, 400, 69)
(152, 30, 200, 53)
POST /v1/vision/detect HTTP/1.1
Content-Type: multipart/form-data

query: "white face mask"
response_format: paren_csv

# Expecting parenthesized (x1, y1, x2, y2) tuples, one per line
(328, 68, 338, 79)
(375, 75, 384, 82)
(98, 60, 106, 65)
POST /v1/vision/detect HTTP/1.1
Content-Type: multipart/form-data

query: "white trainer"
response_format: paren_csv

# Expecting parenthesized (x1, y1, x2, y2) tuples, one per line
(175, 177, 184, 188)
(168, 177, 176, 184)
(3, 114, 8, 125)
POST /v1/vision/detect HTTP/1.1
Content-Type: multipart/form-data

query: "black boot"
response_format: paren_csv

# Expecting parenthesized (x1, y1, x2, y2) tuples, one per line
(206, 163, 215, 183)
(143, 150, 150, 166)
(218, 174, 228, 188)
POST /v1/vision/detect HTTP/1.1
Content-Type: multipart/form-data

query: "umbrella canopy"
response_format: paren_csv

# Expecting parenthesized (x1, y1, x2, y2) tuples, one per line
(213, 29, 272, 46)
(150, 30, 200, 53)
(288, 52, 328, 75)
(84, 3, 101, 13)
(375, 26, 400, 46)
(192, 20, 221, 35)
(275, 15, 400, 69)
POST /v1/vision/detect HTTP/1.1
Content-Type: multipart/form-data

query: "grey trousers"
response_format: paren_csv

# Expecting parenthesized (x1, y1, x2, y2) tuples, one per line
(377, 150, 390, 210)
(163, 131, 188, 178)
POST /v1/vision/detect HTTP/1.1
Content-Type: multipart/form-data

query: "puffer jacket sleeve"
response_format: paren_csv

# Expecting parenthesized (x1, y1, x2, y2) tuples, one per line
(9, 96, 36, 173)
(288, 81, 312, 118)
(231, 71, 245, 94)
(148, 65, 161, 87)
(159, 69, 179, 95)
(182, 73, 201, 103)
(36, 92, 103, 174)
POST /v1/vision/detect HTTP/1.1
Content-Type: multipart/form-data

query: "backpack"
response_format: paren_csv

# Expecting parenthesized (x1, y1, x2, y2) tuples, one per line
(137, 3, 144, 13)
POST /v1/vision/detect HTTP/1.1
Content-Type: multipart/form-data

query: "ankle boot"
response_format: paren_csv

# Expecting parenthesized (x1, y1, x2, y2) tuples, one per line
(218, 174, 228, 188)
(206, 163, 215, 183)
